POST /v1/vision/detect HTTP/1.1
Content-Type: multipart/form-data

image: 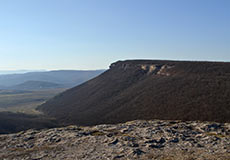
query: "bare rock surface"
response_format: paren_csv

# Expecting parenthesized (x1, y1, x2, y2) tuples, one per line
(1, 120, 230, 160)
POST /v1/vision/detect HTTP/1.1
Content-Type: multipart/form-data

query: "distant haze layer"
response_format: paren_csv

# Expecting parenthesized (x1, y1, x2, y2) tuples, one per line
(0, 70, 46, 75)
(0, 70, 105, 88)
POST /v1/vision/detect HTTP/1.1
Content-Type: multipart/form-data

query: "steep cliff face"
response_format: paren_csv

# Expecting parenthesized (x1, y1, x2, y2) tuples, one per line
(110, 61, 174, 76)
(37, 60, 230, 126)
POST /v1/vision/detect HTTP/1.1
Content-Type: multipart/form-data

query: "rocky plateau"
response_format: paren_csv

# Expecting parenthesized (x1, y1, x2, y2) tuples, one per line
(1, 120, 230, 160)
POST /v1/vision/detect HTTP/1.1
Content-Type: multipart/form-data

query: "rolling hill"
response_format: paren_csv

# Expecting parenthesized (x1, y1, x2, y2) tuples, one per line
(0, 70, 105, 88)
(38, 60, 230, 126)
(0, 70, 104, 115)
(8, 80, 63, 91)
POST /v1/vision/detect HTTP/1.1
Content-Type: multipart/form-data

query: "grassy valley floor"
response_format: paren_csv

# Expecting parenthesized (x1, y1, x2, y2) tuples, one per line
(0, 88, 65, 114)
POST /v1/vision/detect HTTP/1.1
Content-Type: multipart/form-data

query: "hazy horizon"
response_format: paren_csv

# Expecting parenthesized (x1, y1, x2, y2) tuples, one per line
(0, 58, 230, 72)
(0, 69, 106, 75)
(0, 0, 229, 70)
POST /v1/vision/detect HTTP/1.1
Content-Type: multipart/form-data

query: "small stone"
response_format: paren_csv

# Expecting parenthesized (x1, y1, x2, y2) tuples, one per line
(113, 155, 125, 159)
(145, 139, 158, 144)
(158, 138, 166, 144)
(149, 144, 164, 149)
(128, 143, 139, 147)
(107, 133, 113, 137)
(170, 138, 179, 143)
(24, 136, 35, 141)
(124, 136, 136, 141)
(109, 139, 119, 145)
(208, 124, 221, 130)
(133, 149, 145, 156)
(55, 138, 61, 143)
(197, 143, 204, 148)
(172, 126, 178, 129)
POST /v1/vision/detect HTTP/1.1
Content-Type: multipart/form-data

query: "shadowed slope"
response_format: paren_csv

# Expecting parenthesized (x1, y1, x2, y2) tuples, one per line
(38, 60, 230, 125)
(0, 112, 58, 134)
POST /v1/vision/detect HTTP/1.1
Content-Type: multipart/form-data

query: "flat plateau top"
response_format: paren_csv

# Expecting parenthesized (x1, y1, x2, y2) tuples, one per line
(1, 120, 230, 160)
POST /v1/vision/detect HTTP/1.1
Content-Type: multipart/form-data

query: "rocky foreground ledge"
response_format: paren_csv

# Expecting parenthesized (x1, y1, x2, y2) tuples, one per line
(1, 120, 230, 160)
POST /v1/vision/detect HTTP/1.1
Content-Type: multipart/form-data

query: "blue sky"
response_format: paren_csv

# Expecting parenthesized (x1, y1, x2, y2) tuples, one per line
(0, 0, 229, 70)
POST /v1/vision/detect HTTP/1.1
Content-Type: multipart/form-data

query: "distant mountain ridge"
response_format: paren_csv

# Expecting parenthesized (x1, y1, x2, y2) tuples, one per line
(0, 70, 105, 88)
(38, 60, 230, 125)
(0, 70, 46, 75)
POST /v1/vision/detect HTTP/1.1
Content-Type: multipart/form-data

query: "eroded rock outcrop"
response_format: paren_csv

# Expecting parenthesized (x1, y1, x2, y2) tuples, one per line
(110, 60, 174, 76)
(1, 120, 230, 160)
